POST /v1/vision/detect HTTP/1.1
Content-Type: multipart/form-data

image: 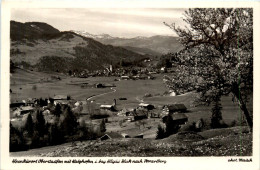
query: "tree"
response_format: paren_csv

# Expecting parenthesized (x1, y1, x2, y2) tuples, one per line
(34, 110, 46, 137)
(10, 123, 25, 151)
(53, 104, 62, 117)
(49, 123, 63, 145)
(210, 96, 223, 128)
(24, 113, 34, 137)
(99, 119, 106, 133)
(156, 124, 166, 139)
(60, 106, 78, 136)
(164, 8, 253, 131)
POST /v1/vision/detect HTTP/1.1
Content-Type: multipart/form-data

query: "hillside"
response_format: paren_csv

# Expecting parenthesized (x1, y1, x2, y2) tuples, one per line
(10, 21, 148, 72)
(10, 126, 252, 157)
(73, 31, 184, 56)
(10, 20, 60, 40)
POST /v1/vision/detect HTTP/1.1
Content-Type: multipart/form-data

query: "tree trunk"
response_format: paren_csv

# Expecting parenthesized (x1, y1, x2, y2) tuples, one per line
(234, 94, 253, 132)
(231, 83, 253, 132)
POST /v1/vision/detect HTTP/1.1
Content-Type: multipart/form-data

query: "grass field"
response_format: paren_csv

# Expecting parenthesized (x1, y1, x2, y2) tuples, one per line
(11, 68, 251, 128)
(9, 68, 253, 156)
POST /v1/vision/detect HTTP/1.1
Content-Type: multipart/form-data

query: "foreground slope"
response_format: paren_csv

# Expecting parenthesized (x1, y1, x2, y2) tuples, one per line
(10, 126, 252, 157)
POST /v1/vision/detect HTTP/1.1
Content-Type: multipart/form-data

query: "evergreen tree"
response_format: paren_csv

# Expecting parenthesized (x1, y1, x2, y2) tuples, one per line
(24, 113, 34, 137)
(156, 124, 166, 139)
(49, 123, 63, 145)
(34, 110, 46, 137)
(100, 119, 106, 133)
(60, 106, 78, 136)
(210, 96, 223, 128)
(53, 104, 62, 117)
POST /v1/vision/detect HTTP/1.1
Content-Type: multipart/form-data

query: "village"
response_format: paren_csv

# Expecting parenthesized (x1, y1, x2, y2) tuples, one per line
(10, 80, 191, 151)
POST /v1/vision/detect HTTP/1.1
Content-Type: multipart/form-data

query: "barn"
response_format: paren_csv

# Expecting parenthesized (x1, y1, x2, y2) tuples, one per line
(162, 104, 187, 114)
(162, 112, 188, 125)
(139, 103, 155, 110)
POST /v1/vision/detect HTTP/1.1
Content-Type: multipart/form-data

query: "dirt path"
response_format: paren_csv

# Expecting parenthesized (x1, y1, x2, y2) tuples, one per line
(86, 87, 116, 101)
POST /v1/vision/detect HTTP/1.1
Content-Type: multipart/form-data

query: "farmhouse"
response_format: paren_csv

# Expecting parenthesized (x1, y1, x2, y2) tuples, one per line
(121, 76, 130, 80)
(133, 133, 144, 139)
(10, 102, 25, 108)
(162, 112, 188, 126)
(117, 108, 134, 116)
(149, 111, 160, 118)
(121, 133, 130, 138)
(52, 95, 69, 100)
(54, 100, 72, 105)
(13, 106, 34, 116)
(133, 108, 148, 121)
(162, 104, 187, 114)
(96, 83, 104, 88)
(100, 132, 123, 141)
(100, 105, 116, 111)
(139, 103, 155, 110)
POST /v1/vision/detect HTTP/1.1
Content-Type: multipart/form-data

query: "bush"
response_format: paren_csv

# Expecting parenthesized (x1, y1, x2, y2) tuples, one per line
(144, 93, 152, 98)
(156, 124, 166, 139)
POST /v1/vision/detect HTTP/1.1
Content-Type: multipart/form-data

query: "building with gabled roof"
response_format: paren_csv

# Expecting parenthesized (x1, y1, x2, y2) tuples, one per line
(162, 104, 187, 113)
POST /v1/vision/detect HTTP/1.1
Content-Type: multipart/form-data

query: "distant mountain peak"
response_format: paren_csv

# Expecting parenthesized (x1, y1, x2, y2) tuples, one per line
(72, 31, 116, 40)
(72, 30, 183, 55)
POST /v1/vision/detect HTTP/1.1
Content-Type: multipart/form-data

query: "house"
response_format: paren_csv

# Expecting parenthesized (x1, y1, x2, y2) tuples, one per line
(133, 108, 148, 121)
(117, 108, 134, 116)
(133, 133, 144, 139)
(100, 105, 116, 111)
(54, 100, 72, 106)
(13, 106, 34, 116)
(10, 102, 25, 108)
(20, 106, 34, 115)
(148, 71, 157, 74)
(121, 133, 130, 138)
(53, 95, 69, 100)
(100, 134, 111, 141)
(149, 111, 160, 118)
(96, 83, 104, 88)
(162, 113, 188, 126)
(162, 104, 187, 114)
(121, 76, 130, 80)
(100, 132, 123, 141)
(139, 103, 155, 110)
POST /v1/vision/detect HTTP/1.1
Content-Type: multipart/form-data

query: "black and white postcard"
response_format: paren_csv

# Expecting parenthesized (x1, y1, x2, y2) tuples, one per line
(1, 1, 260, 170)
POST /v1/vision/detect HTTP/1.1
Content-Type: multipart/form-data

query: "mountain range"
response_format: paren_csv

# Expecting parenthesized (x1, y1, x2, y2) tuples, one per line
(10, 21, 149, 72)
(10, 21, 182, 73)
(73, 31, 183, 56)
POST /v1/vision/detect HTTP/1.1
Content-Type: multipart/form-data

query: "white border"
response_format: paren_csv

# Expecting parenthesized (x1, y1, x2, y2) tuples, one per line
(1, 1, 260, 170)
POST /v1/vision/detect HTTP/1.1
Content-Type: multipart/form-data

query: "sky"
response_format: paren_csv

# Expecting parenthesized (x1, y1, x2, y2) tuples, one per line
(11, 8, 187, 38)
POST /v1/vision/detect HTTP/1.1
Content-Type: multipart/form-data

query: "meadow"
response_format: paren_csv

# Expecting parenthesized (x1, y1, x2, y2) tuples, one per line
(10, 68, 251, 140)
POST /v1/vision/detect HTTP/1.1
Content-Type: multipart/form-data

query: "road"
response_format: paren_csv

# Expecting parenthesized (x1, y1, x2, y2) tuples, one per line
(86, 87, 116, 101)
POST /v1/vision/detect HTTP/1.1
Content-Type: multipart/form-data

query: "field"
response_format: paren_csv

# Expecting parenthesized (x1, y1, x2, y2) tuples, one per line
(10, 68, 250, 134)
(9, 68, 252, 156)
(10, 68, 167, 105)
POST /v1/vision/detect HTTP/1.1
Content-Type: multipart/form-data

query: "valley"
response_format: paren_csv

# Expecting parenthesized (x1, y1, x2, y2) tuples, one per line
(8, 17, 253, 157)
